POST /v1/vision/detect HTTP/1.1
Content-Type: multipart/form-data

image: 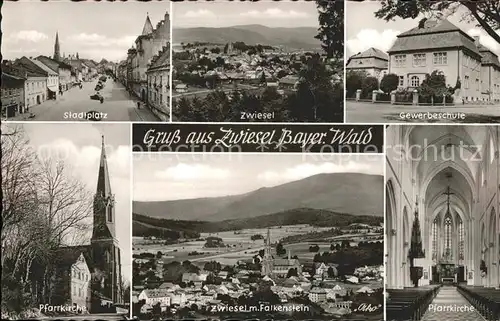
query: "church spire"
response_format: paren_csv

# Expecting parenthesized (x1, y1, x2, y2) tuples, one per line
(53, 31, 61, 61)
(96, 135, 112, 197)
(142, 13, 154, 35)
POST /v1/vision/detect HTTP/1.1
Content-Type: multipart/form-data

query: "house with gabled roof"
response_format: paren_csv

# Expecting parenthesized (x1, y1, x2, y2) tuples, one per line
(388, 18, 485, 100)
(346, 47, 388, 80)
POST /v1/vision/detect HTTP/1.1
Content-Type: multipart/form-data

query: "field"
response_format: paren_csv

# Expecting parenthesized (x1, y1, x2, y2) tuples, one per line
(133, 224, 333, 265)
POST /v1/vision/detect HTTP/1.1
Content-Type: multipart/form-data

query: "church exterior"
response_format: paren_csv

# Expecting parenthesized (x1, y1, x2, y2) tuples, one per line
(54, 136, 124, 311)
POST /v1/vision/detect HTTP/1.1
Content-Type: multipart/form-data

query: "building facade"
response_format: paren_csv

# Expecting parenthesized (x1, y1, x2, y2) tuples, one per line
(478, 44, 500, 102)
(146, 44, 170, 121)
(37, 55, 73, 92)
(1, 73, 25, 118)
(53, 250, 91, 311)
(346, 47, 389, 80)
(387, 19, 495, 101)
(31, 58, 59, 100)
(128, 12, 170, 100)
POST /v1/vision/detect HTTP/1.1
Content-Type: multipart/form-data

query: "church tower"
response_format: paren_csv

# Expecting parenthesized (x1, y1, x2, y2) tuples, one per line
(91, 135, 123, 304)
(142, 13, 154, 35)
(262, 228, 274, 276)
(53, 32, 61, 61)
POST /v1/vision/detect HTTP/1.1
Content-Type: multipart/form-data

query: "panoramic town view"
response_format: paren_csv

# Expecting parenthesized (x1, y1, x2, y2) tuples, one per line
(345, 0, 500, 123)
(1, 1, 169, 121)
(171, 1, 344, 122)
(1, 123, 131, 320)
(131, 155, 384, 320)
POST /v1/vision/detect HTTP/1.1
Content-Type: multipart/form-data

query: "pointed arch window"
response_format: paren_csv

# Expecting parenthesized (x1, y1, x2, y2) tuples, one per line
(444, 214, 452, 255)
(432, 217, 438, 260)
(490, 137, 495, 164)
(458, 217, 464, 260)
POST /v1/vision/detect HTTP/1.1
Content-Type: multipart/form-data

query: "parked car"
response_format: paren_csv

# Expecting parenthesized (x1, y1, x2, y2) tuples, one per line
(90, 93, 104, 103)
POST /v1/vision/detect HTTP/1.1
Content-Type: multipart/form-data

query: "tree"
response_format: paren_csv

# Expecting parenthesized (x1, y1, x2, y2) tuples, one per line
(419, 70, 448, 104)
(315, 0, 344, 58)
(327, 267, 337, 278)
(380, 73, 399, 93)
(346, 71, 365, 97)
(260, 72, 266, 85)
(374, 1, 500, 45)
(276, 242, 286, 256)
(361, 76, 379, 98)
(156, 251, 163, 259)
(287, 268, 298, 278)
(309, 244, 320, 252)
(277, 70, 288, 79)
(251, 234, 264, 241)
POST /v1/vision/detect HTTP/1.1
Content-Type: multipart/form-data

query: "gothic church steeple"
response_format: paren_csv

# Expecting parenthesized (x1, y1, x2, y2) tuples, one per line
(142, 13, 154, 35)
(53, 32, 61, 61)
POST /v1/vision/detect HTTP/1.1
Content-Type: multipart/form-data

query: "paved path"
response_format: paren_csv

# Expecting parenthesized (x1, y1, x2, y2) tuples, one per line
(421, 286, 485, 321)
(10, 80, 159, 122)
(346, 101, 500, 123)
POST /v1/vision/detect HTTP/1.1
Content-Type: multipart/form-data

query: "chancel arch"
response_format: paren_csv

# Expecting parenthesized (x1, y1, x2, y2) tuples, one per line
(386, 125, 499, 293)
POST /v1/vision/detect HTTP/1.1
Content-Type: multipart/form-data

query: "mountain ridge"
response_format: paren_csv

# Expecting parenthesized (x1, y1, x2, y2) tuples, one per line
(133, 173, 383, 221)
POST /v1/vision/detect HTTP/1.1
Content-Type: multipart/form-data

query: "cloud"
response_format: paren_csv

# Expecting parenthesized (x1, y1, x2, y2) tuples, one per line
(467, 28, 500, 53)
(240, 8, 309, 19)
(257, 161, 380, 185)
(155, 163, 230, 181)
(7, 30, 48, 42)
(347, 29, 400, 55)
(68, 33, 136, 48)
(183, 9, 216, 18)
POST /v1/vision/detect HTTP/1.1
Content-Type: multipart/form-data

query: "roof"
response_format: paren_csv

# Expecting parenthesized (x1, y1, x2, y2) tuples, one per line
(13, 57, 48, 77)
(310, 287, 327, 294)
(273, 259, 299, 266)
(142, 15, 154, 35)
(36, 55, 73, 71)
(388, 19, 481, 57)
(55, 246, 91, 269)
(1, 73, 26, 88)
(30, 59, 58, 75)
(349, 48, 388, 61)
(148, 46, 170, 71)
(279, 75, 299, 85)
(142, 289, 171, 298)
(478, 44, 500, 68)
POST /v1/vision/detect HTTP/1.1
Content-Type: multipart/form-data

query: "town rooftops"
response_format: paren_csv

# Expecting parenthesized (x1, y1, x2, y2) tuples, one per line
(30, 59, 58, 75)
(142, 289, 171, 298)
(388, 19, 481, 57)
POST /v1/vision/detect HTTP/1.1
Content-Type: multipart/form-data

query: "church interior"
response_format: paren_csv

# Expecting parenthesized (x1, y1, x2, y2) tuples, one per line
(385, 125, 499, 320)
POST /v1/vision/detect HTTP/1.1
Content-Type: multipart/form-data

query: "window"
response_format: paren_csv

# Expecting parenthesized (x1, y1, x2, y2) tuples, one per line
(398, 76, 404, 87)
(458, 218, 464, 260)
(410, 76, 420, 87)
(107, 203, 112, 222)
(464, 76, 470, 89)
(413, 54, 426, 67)
(432, 218, 438, 259)
(394, 55, 406, 67)
(78, 272, 81, 280)
(476, 78, 479, 91)
(444, 215, 452, 255)
(434, 52, 448, 65)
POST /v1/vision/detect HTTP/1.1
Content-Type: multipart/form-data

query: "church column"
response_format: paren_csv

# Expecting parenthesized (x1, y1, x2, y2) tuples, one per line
(420, 199, 430, 286)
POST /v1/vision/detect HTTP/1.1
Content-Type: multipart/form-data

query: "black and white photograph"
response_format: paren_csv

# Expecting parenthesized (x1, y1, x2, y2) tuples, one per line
(131, 154, 384, 320)
(385, 125, 500, 320)
(171, 1, 344, 123)
(1, 1, 170, 121)
(1, 123, 131, 320)
(345, 1, 500, 123)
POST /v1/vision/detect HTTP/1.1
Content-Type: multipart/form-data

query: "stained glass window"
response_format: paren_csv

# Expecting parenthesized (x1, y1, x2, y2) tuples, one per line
(444, 215, 452, 254)
(459, 217, 464, 260)
(432, 217, 438, 259)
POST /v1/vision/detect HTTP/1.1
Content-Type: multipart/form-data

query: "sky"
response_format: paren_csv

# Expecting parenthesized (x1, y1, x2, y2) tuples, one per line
(20, 123, 132, 283)
(346, 1, 500, 58)
(133, 154, 383, 201)
(173, 1, 319, 28)
(2, 1, 170, 62)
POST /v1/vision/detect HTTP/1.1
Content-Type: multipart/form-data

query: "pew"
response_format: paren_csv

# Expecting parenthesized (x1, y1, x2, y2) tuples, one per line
(457, 285, 500, 321)
(386, 285, 442, 321)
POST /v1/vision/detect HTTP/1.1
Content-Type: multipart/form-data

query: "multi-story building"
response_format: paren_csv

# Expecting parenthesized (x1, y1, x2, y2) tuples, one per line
(1, 72, 25, 118)
(146, 44, 170, 121)
(31, 58, 59, 100)
(36, 55, 73, 92)
(53, 251, 91, 311)
(388, 19, 486, 101)
(478, 44, 500, 102)
(128, 12, 170, 100)
(346, 47, 389, 80)
(138, 289, 171, 307)
(11, 57, 49, 109)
